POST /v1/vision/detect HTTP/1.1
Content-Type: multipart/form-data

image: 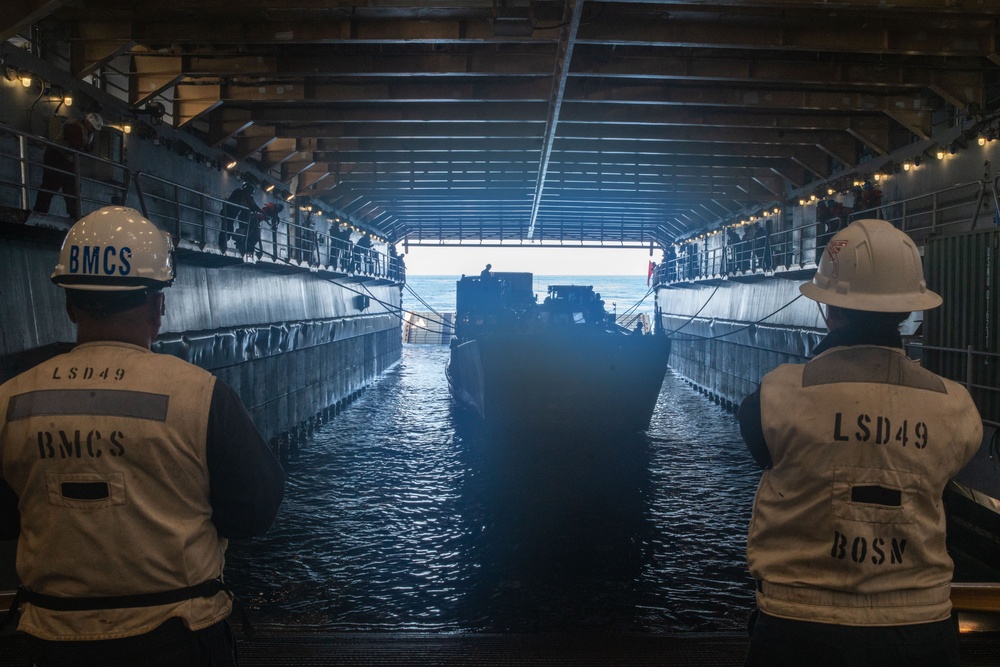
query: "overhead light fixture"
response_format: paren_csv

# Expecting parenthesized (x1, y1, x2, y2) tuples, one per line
(226, 160, 237, 170)
(265, 183, 275, 193)
(63, 93, 73, 107)
(122, 122, 132, 134)
(979, 136, 987, 146)
(935, 148, 945, 160)
(903, 161, 912, 171)
(20, 72, 32, 88)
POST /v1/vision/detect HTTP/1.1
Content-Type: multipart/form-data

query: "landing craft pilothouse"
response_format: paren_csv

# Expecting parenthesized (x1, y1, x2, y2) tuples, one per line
(447, 272, 671, 432)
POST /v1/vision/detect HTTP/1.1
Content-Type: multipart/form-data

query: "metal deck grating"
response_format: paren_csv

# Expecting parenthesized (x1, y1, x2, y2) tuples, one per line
(3, 628, 1000, 666)
(236, 631, 750, 667)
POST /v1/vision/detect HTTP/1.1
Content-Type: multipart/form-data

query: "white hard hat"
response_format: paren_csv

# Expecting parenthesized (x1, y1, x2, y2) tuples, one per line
(800, 218, 941, 312)
(51, 206, 175, 291)
(85, 112, 104, 131)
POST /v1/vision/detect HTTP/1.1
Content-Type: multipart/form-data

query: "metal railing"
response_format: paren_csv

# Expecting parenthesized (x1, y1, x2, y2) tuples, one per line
(652, 181, 992, 288)
(851, 180, 988, 241)
(0, 123, 130, 216)
(0, 122, 404, 283)
(906, 342, 1000, 428)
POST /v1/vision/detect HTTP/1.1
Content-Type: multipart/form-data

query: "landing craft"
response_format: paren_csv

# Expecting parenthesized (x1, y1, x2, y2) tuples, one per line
(446, 272, 671, 432)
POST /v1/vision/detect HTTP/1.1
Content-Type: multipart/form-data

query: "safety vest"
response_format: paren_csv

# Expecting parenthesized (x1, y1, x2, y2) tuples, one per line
(0, 341, 231, 640)
(749, 345, 982, 626)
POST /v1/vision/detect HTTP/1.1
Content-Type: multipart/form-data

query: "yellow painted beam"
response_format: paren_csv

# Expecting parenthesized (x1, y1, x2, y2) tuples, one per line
(131, 45, 184, 107)
(952, 583, 1000, 613)
(846, 117, 892, 157)
(73, 21, 134, 78)
(235, 126, 278, 160)
(174, 81, 222, 127)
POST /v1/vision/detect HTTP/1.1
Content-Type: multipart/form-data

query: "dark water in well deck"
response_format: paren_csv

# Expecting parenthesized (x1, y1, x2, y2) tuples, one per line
(224, 344, 762, 634)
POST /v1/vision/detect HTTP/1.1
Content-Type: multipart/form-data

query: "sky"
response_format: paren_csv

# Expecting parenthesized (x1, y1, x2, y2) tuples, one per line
(402, 245, 656, 276)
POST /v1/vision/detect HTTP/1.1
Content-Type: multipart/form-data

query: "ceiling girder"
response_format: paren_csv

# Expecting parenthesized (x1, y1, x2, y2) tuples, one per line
(235, 126, 278, 160)
(73, 21, 135, 79)
(0, 0, 63, 43)
(21, 1, 1000, 246)
(207, 108, 253, 147)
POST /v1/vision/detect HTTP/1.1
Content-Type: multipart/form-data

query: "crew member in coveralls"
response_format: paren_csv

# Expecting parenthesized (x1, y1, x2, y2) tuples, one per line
(738, 218, 982, 667)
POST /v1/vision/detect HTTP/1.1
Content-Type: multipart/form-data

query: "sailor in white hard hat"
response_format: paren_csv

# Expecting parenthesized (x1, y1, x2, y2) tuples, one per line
(0, 206, 284, 666)
(738, 219, 982, 667)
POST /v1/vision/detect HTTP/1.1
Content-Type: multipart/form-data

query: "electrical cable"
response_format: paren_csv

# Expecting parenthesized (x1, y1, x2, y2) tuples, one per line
(666, 293, 806, 342)
(329, 276, 455, 336)
(660, 281, 724, 336)
(335, 276, 668, 339)
(361, 280, 456, 336)
(618, 285, 655, 320)
(403, 282, 449, 322)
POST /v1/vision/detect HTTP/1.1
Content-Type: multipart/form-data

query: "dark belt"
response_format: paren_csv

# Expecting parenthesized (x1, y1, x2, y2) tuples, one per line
(15, 579, 227, 612)
(1, 578, 253, 637)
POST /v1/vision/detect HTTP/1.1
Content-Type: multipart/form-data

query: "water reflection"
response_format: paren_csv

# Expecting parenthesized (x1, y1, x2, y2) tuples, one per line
(451, 415, 654, 632)
(224, 345, 761, 633)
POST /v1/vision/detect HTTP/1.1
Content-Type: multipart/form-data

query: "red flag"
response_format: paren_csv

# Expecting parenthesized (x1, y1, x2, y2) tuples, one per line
(647, 260, 655, 286)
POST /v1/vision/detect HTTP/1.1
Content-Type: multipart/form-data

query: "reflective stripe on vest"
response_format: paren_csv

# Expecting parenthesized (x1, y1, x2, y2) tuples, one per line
(0, 341, 230, 641)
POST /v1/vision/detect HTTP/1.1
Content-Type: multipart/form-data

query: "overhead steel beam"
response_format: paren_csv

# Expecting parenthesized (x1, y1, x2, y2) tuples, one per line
(575, 15, 998, 58)
(235, 126, 278, 160)
(570, 49, 987, 92)
(249, 102, 549, 124)
(1, 0, 64, 42)
(527, 0, 585, 240)
(74, 21, 135, 79)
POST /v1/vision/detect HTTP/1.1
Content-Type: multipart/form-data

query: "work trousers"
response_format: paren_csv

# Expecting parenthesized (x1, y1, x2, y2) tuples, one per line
(33, 148, 78, 218)
(745, 610, 961, 667)
(241, 220, 263, 258)
(25, 617, 238, 667)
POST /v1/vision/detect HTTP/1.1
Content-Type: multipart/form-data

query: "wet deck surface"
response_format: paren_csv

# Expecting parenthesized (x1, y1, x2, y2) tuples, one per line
(5, 628, 1000, 666)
